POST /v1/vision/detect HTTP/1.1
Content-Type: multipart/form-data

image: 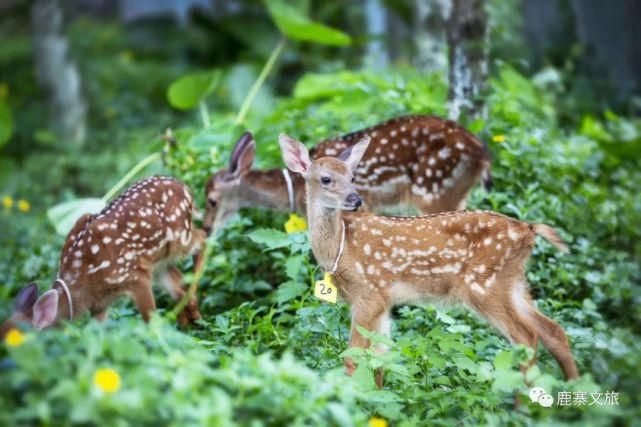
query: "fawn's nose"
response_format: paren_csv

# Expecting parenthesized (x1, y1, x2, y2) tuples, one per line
(346, 193, 362, 209)
(203, 224, 212, 236)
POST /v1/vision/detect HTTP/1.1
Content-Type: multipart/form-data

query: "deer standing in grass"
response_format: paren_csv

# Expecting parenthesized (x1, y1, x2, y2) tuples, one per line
(279, 134, 578, 388)
(203, 115, 491, 234)
(1, 176, 205, 336)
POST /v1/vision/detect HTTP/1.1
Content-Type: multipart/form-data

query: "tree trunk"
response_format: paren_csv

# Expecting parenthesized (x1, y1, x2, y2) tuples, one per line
(363, 0, 389, 69)
(446, 0, 488, 121)
(413, 0, 451, 73)
(32, 0, 86, 147)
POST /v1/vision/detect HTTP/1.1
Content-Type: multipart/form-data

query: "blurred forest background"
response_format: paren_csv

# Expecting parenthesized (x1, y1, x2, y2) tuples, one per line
(0, 0, 640, 425)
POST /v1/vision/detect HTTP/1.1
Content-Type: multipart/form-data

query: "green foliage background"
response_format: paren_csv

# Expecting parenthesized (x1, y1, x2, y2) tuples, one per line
(0, 2, 640, 426)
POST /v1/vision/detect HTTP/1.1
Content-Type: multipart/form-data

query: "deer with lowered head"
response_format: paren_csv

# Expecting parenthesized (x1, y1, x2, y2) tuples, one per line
(203, 115, 491, 234)
(1, 176, 205, 337)
(279, 133, 578, 388)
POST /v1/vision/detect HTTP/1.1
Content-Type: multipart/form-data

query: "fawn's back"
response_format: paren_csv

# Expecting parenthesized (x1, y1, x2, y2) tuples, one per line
(59, 176, 200, 287)
(340, 210, 536, 304)
(311, 115, 491, 212)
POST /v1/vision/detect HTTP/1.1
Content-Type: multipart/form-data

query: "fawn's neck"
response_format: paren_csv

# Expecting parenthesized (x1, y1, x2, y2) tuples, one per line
(306, 185, 343, 272)
(240, 169, 305, 213)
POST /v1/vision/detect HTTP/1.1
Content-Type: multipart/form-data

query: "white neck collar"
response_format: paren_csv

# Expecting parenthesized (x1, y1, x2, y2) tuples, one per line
(330, 220, 346, 275)
(55, 278, 73, 320)
(281, 168, 295, 212)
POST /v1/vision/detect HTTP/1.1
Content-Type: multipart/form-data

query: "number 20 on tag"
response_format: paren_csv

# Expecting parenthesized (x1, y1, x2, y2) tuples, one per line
(314, 272, 337, 303)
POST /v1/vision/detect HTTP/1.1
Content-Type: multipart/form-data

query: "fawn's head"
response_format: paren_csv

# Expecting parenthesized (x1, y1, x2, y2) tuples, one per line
(279, 134, 370, 211)
(203, 132, 256, 234)
(0, 282, 64, 337)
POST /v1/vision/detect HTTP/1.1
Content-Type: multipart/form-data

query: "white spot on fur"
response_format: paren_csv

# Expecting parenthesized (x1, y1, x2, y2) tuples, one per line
(471, 283, 486, 295)
(88, 260, 110, 274)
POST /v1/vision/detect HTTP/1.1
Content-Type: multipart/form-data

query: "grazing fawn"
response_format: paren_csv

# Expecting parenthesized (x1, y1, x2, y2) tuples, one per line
(1, 176, 205, 335)
(203, 115, 491, 234)
(279, 134, 578, 388)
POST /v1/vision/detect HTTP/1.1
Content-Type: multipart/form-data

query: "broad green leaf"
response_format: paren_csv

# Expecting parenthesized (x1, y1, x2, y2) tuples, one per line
(47, 198, 106, 235)
(285, 255, 304, 279)
(265, 0, 351, 46)
(351, 364, 376, 391)
(167, 70, 222, 111)
(275, 280, 306, 303)
(493, 350, 514, 371)
(492, 370, 524, 392)
(247, 228, 291, 249)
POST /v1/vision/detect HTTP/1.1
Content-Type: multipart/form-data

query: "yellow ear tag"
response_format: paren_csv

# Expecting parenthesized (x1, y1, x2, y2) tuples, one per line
(284, 213, 308, 234)
(314, 272, 338, 303)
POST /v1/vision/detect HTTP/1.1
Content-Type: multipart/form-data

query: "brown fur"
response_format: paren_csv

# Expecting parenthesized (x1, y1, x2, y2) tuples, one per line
(204, 115, 491, 233)
(281, 136, 578, 388)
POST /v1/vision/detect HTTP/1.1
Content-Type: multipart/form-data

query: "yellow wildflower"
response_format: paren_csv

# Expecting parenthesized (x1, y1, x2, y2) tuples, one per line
(4, 328, 25, 347)
(369, 417, 388, 427)
(284, 213, 307, 234)
(17, 199, 30, 212)
(2, 196, 13, 209)
(492, 135, 506, 143)
(94, 368, 121, 393)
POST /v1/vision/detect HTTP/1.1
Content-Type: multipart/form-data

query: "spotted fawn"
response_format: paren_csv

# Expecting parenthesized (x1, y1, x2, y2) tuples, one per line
(1, 176, 205, 335)
(280, 133, 578, 388)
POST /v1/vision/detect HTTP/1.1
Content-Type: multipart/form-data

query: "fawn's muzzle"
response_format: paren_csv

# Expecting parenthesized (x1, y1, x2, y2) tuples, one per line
(345, 193, 363, 211)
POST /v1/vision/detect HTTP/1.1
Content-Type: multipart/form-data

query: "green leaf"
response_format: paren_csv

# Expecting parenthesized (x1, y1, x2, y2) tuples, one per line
(167, 70, 222, 111)
(275, 280, 307, 303)
(493, 350, 513, 371)
(264, 0, 351, 46)
(247, 228, 291, 249)
(285, 255, 304, 279)
(351, 364, 376, 391)
(47, 198, 106, 235)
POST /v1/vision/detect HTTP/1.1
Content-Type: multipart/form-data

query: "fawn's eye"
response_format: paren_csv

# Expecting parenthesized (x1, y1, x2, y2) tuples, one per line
(208, 198, 217, 207)
(321, 176, 331, 185)
(351, 176, 356, 183)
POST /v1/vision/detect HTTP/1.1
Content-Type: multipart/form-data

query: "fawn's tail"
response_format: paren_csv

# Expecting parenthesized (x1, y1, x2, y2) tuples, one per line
(532, 224, 569, 253)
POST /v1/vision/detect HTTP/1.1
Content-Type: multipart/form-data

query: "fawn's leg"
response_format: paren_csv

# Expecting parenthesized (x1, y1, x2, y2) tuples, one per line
(373, 310, 392, 388)
(130, 276, 156, 322)
(345, 303, 387, 388)
(531, 308, 578, 380)
(159, 266, 201, 325)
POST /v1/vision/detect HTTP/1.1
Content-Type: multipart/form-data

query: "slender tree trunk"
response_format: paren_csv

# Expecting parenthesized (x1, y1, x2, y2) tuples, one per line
(446, 0, 488, 121)
(32, 0, 86, 146)
(413, 0, 451, 73)
(364, 0, 389, 69)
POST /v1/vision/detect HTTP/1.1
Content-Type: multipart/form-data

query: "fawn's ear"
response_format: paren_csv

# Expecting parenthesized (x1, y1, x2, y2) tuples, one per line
(14, 282, 39, 313)
(32, 290, 59, 330)
(229, 131, 255, 179)
(279, 134, 311, 176)
(338, 136, 370, 172)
